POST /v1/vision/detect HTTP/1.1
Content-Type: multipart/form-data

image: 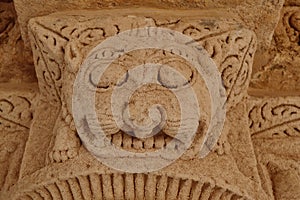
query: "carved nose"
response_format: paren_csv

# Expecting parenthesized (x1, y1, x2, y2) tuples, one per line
(122, 104, 166, 139)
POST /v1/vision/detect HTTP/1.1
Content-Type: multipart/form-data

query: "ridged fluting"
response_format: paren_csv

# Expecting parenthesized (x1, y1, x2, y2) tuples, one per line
(17, 173, 248, 200)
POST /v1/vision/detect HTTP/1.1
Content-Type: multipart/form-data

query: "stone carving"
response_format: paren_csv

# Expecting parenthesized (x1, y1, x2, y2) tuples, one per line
(198, 30, 256, 107)
(253, 136, 300, 200)
(284, 9, 300, 45)
(0, 93, 35, 131)
(250, 6, 300, 93)
(1, 2, 300, 199)
(26, 10, 256, 164)
(0, 1, 36, 83)
(13, 0, 284, 75)
(0, 141, 17, 189)
(0, 84, 38, 191)
(270, 167, 300, 199)
(15, 173, 249, 200)
(248, 96, 300, 138)
(250, 96, 300, 199)
(5, 9, 266, 200)
(252, 142, 300, 199)
(48, 104, 80, 163)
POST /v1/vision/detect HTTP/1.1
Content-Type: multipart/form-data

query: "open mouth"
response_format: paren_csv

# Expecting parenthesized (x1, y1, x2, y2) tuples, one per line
(106, 131, 182, 152)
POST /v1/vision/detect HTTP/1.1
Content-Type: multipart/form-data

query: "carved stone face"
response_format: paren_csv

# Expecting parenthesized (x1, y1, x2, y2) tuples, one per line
(15, 9, 263, 199)
(3, 3, 300, 200)
(54, 11, 256, 158)
(89, 49, 211, 153)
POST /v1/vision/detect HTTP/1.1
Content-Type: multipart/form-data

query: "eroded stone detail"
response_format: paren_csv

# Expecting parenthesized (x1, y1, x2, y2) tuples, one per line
(248, 96, 300, 138)
(250, 96, 300, 200)
(27, 11, 256, 165)
(15, 173, 251, 200)
(5, 9, 265, 200)
(0, 1, 300, 199)
(0, 1, 36, 83)
(0, 94, 34, 131)
(48, 104, 80, 163)
(253, 142, 300, 199)
(250, 6, 300, 93)
(0, 84, 38, 191)
(199, 30, 256, 107)
(13, 0, 284, 70)
(284, 9, 300, 46)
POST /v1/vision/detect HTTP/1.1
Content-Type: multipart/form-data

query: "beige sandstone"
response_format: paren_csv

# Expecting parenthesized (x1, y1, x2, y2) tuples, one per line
(250, 5, 300, 95)
(13, 0, 284, 74)
(0, 83, 38, 192)
(0, 1, 36, 82)
(0, 1, 300, 200)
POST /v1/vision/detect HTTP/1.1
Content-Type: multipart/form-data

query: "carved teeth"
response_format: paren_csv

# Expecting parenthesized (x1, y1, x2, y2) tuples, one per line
(154, 134, 165, 148)
(133, 137, 143, 149)
(112, 132, 122, 146)
(122, 133, 133, 148)
(109, 132, 179, 151)
(144, 136, 154, 149)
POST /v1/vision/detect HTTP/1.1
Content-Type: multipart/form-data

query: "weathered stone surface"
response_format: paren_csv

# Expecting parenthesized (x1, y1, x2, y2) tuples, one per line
(14, 0, 284, 71)
(0, 1, 36, 83)
(285, 0, 300, 6)
(250, 6, 300, 95)
(7, 101, 265, 200)
(247, 96, 300, 138)
(0, 83, 38, 192)
(7, 9, 265, 200)
(0, 2, 300, 200)
(253, 150, 300, 200)
(248, 96, 300, 200)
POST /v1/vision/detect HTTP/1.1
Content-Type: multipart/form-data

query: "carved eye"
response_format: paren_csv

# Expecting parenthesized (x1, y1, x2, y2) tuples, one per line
(89, 72, 110, 89)
(89, 69, 128, 89)
(157, 65, 193, 89)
